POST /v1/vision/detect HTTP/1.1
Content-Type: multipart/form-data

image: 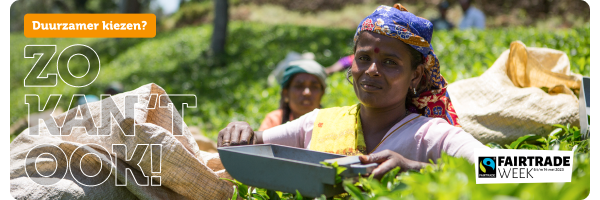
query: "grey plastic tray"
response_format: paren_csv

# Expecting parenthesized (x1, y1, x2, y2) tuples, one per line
(218, 144, 376, 198)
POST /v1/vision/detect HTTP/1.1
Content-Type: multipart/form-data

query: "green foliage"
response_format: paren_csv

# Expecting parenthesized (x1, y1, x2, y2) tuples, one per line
(344, 167, 405, 199)
(320, 161, 348, 185)
(492, 124, 590, 153)
(162, 1, 214, 31)
(504, 134, 543, 149)
(221, 178, 274, 200)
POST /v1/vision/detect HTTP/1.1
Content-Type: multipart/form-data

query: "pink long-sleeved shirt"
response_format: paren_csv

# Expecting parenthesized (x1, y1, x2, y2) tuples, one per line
(263, 109, 488, 163)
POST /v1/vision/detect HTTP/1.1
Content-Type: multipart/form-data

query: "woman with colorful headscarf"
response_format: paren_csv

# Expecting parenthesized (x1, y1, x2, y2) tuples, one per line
(258, 60, 327, 131)
(219, 4, 487, 178)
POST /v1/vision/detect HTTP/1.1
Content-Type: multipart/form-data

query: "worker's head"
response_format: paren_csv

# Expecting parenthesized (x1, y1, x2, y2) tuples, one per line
(459, 0, 471, 12)
(279, 60, 327, 123)
(438, 1, 450, 18)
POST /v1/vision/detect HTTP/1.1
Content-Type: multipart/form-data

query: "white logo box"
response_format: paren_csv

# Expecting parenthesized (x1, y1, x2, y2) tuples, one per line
(475, 149, 573, 184)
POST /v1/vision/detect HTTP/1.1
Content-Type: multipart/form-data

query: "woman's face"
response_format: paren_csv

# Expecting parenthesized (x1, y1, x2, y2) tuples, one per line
(283, 73, 324, 116)
(351, 31, 422, 109)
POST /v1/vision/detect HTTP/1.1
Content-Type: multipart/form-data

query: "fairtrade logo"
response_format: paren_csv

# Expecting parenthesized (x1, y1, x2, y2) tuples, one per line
(478, 157, 496, 178)
(480, 158, 495, 173)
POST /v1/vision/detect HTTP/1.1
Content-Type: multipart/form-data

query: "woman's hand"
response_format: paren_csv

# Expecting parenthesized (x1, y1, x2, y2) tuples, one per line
(359, 150, 429, 179)
(217, 121, 263, 147)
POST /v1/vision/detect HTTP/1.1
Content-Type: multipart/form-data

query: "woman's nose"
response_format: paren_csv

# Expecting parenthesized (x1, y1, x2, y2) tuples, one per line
(365, 62, 380, 77)
(303, 87, 311, 95)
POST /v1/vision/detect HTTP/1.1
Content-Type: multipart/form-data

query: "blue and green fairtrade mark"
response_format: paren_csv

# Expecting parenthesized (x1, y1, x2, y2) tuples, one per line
(479, 158, 495, 173)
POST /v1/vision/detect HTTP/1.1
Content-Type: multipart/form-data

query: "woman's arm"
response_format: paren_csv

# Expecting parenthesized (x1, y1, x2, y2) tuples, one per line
(430, 120, 489, 163)
(217, 109, 319, 148)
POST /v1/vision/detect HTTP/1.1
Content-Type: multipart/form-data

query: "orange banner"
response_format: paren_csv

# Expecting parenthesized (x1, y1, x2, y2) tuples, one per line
(24, 14, 156, 38)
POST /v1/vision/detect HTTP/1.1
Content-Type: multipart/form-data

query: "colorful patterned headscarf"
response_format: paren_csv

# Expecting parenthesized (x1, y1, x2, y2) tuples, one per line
(353, 4, 461, 127)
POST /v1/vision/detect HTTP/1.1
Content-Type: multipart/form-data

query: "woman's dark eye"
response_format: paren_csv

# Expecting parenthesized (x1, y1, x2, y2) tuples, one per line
(384, 60, 397, 65)
(358, 55, 370, 61)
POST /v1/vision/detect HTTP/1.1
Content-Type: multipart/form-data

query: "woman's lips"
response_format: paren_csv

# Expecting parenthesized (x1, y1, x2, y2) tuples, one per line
(359, 80, 383, 91)
(301, 100, 312, 105)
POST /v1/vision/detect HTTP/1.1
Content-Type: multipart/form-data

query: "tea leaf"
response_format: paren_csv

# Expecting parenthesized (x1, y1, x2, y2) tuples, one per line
(509, 134, 542, 149)
(231, 185, 238, 200)
(486, 142, 503, 149)
(315, 194, 327, 200)
(320, 161, 347, 184)
(553, 124, 567, 130)
(343, 181, 366, 200)
(252, 193, 266, 200)
(266, 190, 281, 200)
(380, 167, 400, 188)
(549, 128, 562, 137)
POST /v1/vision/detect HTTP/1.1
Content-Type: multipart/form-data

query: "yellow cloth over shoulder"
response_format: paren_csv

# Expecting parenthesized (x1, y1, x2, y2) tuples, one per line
(309, 104, 366, 155)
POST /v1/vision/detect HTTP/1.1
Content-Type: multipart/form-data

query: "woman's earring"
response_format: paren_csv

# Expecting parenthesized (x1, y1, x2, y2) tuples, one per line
(413, 88, 417, 95)
(284, 97, 289, 103)
(346, 68, 354, 85)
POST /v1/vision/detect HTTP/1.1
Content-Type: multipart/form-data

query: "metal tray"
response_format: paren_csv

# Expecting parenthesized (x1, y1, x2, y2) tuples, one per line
(218, 144, 376, 198)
